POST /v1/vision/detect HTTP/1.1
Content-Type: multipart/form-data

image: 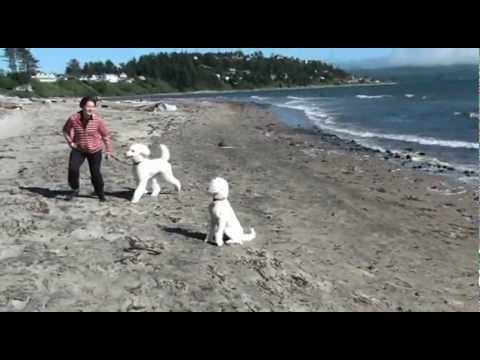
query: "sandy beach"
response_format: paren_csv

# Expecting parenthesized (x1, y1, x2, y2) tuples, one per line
(0, 97, 477, 311)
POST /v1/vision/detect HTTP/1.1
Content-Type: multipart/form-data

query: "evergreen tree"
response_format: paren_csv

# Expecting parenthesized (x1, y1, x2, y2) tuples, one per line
(3, 48, 18, 72)
(66, 58, 82, 76)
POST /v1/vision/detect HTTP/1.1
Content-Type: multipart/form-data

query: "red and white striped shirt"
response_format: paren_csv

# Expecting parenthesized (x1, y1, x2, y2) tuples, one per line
(63, 112, 113, 154)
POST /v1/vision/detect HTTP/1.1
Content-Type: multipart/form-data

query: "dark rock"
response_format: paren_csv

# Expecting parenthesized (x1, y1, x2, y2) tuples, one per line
(393, 153, 401, 159)
(376, 187, 386, 193)
(101, 104, 109, 108)
(218, 141, 226, 147)
(405, 155, 411, 160)
(418, 152, 426, 156)
(384, 156, 390, 160)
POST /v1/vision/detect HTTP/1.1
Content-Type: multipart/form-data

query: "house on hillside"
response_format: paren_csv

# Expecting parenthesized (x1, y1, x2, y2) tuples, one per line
(119, 72, 128, 80)
(102, 74, 119, 83)
(31, 72, 57, 83)
(138, 76, 146, 81)
(88, 75, 100, 82)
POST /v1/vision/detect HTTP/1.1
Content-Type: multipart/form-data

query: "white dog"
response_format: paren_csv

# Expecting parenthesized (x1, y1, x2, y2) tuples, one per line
(206, 177, 256, 246)
(125, 143, 181, 203)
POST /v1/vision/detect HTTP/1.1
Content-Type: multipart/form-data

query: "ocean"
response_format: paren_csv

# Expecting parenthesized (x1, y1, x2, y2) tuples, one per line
(146, 65, 479, 179)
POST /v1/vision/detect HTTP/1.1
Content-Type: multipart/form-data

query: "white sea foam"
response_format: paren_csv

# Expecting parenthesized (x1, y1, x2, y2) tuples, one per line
(250, 95, 267, 101)
(355, 95, 391, 99)
(404, 94, 415, 98)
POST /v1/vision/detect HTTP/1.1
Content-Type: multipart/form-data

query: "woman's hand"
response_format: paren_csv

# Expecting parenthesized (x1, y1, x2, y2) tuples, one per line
(70, 142, 78, 149)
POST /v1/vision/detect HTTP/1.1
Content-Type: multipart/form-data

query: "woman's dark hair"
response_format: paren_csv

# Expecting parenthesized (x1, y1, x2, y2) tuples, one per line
(79, 96, 97, 108)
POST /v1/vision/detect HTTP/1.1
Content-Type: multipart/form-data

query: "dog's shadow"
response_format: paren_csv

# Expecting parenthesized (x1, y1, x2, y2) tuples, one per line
(104, 188, 133, 200)
(161, 226, 206, 242)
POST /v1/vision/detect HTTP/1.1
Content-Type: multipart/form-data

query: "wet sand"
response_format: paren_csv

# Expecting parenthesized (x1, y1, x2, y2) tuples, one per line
(0, 98, 477, 311)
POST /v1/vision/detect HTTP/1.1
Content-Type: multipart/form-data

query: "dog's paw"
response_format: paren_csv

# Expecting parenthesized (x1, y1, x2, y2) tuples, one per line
(226, 239, 242, 245)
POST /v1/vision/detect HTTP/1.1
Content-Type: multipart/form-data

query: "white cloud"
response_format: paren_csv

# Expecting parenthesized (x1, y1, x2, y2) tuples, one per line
(388, 48, 478, 66)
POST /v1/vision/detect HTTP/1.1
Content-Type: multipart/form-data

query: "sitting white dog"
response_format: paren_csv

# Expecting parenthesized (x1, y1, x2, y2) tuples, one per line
(125, 143, 181, 203)
(206, 177, 256, 246)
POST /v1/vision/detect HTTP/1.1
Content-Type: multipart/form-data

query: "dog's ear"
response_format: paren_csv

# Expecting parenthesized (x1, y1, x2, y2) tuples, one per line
(138, 145, 151, 157)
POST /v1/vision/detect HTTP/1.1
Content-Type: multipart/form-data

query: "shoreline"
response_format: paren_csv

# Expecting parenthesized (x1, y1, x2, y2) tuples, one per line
(204, 98, 479, 184)
(0, 99, 477, 311)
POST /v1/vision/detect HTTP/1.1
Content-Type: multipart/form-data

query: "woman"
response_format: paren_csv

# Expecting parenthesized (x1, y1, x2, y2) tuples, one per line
(62, 96, 113, 202)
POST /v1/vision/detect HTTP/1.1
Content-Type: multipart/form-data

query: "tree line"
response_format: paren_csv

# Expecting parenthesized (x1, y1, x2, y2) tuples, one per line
(2, 48, 39, 76)
(65, 51, 350, 91)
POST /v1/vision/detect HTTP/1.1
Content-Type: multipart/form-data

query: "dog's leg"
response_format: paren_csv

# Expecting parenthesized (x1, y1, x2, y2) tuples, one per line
(225, 227, 243, 245)
(214, 218, 226, 247)
(131, 179, 148, 203)
(205, 217, 215, 243)
(162, 166, 181, 193)
(151, 177, 161, 197)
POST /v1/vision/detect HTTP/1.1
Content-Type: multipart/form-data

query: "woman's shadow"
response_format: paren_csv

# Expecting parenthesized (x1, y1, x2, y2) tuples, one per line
(19, 186, 134, 201)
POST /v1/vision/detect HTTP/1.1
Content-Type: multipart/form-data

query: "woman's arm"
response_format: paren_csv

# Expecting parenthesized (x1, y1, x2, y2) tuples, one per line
(62, 118, 76, 148)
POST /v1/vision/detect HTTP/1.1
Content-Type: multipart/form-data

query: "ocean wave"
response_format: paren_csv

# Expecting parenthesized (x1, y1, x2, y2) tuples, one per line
(317, 126, 479, 149)
(287, 96, 304, 100)
(277, 102, 479, 150)
(404, 94, 415, 98)
(355, 95, 391, 99)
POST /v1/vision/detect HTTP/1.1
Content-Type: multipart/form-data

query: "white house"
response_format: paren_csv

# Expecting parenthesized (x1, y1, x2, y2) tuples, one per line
(138, 75, 146, 81)
(102, 74, 119, 83)
(119, 72, 128, 80)
(88, 75, 100, 82)
(31, 72, 57, 83)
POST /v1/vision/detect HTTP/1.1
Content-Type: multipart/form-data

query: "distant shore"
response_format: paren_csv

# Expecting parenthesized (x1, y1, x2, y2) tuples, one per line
(101, 81, 398, 100)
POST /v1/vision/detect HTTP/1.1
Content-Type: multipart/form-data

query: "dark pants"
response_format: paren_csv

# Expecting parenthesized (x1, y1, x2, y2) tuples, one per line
(68, 149, 104, 197)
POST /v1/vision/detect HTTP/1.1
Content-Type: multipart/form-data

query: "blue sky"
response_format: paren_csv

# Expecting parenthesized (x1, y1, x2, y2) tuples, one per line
(1, 48, 477, 73)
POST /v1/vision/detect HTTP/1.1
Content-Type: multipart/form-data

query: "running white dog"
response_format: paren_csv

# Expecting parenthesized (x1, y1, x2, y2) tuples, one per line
(206, 177, 256, 246)
(125, 143, 181, 203)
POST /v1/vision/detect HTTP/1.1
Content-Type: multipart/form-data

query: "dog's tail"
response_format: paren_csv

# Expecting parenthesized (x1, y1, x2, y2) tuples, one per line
(159, 144, 170, 162)
(242, 227, 256, 242)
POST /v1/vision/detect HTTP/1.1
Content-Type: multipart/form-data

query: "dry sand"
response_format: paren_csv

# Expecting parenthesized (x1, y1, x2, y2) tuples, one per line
(0, 98, 477, 311)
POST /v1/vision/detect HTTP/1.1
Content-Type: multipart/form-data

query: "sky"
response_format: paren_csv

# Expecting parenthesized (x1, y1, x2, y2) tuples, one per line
(0, 48, 477, 73)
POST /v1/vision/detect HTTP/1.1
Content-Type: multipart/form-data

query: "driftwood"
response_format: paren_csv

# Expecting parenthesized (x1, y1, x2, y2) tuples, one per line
(0, 102, 23, 110)
(135, 102, 177, 112)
